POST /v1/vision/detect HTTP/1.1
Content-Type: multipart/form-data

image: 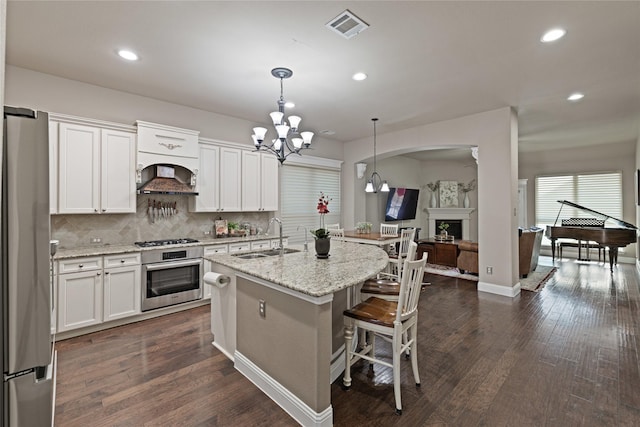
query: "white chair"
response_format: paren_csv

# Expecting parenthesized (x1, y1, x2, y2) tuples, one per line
(326, 223, 341, 230)
(328, 228, 345, 240)
(344, 251, 428, 415)
(380, 223, 399, 236)
(386, 228, 416, 278)
(361, 241, 419, 301)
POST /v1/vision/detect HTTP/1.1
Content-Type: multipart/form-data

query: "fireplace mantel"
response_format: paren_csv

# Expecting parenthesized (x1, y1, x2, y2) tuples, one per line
(425, 208, 475, 240)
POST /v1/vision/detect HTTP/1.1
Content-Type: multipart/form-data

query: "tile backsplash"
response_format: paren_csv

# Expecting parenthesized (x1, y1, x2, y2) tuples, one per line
(51, 195, 272, 249)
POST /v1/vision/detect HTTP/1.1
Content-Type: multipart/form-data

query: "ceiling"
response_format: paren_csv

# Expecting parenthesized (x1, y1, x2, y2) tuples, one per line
(5, 1, 640, 157)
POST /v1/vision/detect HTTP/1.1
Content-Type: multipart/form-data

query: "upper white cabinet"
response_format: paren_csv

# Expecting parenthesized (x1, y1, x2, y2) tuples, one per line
(241, 151, 279, 211)
(189, 143, 242, 212)
(55, 120, 136, 214)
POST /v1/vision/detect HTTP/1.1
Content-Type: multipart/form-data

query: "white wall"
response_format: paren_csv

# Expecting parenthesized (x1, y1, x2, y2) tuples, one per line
(5, 66, 344, 161)
(361, 155, 478, 241)
(344, 107, 520, 297)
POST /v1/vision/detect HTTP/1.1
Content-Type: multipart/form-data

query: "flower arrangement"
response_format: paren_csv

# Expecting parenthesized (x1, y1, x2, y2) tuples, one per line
(438, 222, 450, 232)
(458, 179, 476, 193)
(426, 181, 440, 192)
(311, 192, 332, 239)
(356, 221, 373, 234)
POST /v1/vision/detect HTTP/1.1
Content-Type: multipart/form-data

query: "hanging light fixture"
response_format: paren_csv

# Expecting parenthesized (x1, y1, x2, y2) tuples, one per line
(365, 118, 389, 193)
(251, 67, 314, 164)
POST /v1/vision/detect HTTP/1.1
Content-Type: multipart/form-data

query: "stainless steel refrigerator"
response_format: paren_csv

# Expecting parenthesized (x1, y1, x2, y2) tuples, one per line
(1, 107, 55, 426)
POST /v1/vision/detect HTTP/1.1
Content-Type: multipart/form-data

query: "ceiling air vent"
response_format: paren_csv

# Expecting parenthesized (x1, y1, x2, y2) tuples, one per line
(325, 9, 369, 39)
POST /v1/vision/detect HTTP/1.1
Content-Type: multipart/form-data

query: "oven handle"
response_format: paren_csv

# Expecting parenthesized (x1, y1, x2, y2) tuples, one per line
(144, 258, 202, 271)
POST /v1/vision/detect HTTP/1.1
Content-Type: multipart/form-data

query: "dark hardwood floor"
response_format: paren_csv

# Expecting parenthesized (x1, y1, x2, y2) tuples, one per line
(54, 257, 640, 426)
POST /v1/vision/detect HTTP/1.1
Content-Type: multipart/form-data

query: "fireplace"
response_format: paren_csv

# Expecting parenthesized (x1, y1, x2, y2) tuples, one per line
(425, 208, 474, 240)
(435, 220, 462, 240)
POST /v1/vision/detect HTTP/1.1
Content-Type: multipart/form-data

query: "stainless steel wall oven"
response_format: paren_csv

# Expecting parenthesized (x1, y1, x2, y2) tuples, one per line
(136, 239, 203, 311)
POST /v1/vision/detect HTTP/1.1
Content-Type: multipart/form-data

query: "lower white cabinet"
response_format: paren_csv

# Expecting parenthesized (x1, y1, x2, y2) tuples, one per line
(203, 245, 228, 299)
(57, 258, 103, 332)
(103, 254, 141, 321)
(57, 253, 141, 332)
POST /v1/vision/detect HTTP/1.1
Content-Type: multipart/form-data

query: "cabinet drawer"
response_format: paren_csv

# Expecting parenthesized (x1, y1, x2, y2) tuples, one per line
(271, 238, 289, 248)
(137, 122, 199, 159)
(104, 253, 141, 268)
(229, 242, 250, 252)
(58, 257, 102, 274)
(250, 240, 271, 250)
(204, 245, 228, 256)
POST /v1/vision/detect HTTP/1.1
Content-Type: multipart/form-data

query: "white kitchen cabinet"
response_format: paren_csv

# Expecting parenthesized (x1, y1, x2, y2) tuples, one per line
(202, 245, 229, 300)
(228, 242, 251, 253)
(103, 253, 141, 321)
(56, 253, 141, 332)
(220, 147, 243, 211)
(241, 151, 279, 211)
(57, 122, 136, 214)
(189, 143, 242, 212)
(57, 257, 103, 332)
(250, 240, 271, 250)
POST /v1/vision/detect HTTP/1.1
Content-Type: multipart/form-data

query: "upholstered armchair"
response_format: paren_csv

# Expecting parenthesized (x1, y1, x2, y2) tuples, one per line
(519, 227, 543, 278)
(457, 240, 479, 274)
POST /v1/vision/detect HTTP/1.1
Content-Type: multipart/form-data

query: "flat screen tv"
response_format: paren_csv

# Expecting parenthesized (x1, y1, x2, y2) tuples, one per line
(384, 188, 420, 221)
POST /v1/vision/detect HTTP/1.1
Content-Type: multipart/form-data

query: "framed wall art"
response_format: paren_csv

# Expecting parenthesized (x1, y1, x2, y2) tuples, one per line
(439, 180, 459, 208)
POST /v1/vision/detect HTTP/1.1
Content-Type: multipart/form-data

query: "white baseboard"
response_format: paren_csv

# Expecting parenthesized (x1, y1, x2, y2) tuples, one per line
(211, 341, 234, 362)
(477, 281, 521, 297)
(234, 351, 333, 427)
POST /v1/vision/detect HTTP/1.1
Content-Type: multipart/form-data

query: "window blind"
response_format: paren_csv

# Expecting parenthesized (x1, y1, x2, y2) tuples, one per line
(535, 171, 622, 245)
(280, 164, 341, 244)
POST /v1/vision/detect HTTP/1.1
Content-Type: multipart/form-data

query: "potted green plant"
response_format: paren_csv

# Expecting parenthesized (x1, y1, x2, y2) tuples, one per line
(438, 222, 450, 237)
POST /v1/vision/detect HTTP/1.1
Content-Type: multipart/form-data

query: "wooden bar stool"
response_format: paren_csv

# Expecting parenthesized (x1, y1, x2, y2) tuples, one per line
(343, 253, 427, 415)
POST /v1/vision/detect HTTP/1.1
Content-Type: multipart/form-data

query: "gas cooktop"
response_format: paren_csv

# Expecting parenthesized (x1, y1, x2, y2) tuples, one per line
(134, 238, 199, 248)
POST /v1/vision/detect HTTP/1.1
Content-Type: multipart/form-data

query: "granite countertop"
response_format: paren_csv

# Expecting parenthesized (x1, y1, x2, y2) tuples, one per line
(206, 242, 389, 298)
(54, 234, 286, 260)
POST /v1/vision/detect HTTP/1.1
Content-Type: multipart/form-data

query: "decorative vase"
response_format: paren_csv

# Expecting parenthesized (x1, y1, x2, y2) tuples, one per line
(440, 230, 448, 237)
(430, 192, 437, 208)
(315, 238, 331, 258)
(463, 192, 470, 208)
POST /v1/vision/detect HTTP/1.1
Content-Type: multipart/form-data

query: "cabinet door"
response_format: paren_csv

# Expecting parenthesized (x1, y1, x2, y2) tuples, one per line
(241, 150, 261, 211)
(101, 129, 136, 213)
(190, 144, 220, 212)
(58, 123, 100, 213)
(57, 270, 103, 332)
(260, 153, 279, 211)
(219, 147, 242, 211)
(103, 265, 141, 321)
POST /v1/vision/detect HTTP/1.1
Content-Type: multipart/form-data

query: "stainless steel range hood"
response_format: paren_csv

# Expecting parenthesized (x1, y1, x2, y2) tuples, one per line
(137, 165, 199, 195)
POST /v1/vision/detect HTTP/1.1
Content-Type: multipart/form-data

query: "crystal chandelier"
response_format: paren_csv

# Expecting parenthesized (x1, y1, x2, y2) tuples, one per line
(251, 67, 314, 164)
(365, 118, 389, 193)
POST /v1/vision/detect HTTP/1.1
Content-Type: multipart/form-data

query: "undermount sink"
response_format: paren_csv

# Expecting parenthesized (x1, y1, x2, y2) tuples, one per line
(232, 247, 300, 259)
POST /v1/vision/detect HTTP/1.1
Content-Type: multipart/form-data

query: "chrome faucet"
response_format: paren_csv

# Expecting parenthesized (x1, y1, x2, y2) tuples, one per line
(297, 226, 309, 252)
(269, 217, 284, 255)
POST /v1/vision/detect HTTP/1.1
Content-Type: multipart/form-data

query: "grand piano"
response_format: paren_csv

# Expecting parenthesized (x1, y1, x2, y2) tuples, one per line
(545, 200, 637, 272)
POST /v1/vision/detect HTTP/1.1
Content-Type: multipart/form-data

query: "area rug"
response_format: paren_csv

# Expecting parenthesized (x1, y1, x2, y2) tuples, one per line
(424, 264, 479, 281)
(520, 266, 557, 292)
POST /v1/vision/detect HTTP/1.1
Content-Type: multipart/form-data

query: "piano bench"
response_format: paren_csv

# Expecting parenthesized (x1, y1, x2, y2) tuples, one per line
(558, 241, 604, 262)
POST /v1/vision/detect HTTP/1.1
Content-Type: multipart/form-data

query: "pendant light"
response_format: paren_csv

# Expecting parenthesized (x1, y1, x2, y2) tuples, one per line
(251, 67, 314, 164)
(365, 118, 389, 193)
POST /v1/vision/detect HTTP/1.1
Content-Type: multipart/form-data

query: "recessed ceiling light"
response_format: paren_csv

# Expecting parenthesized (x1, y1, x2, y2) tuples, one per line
(567, 92, 585, 102)
(117, 49, 139, 61)
(352, 72, 367, 81)
(285, 101, 295, 109)
(541, 28, 566, 43)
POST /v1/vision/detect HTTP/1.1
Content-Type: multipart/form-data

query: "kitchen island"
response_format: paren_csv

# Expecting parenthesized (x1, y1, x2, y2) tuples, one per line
(206, 242, 388, 427)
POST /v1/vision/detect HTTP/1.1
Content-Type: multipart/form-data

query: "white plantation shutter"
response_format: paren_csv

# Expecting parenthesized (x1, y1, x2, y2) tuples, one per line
(280, 164, 341, 244)
(535, 171, 622, 246)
